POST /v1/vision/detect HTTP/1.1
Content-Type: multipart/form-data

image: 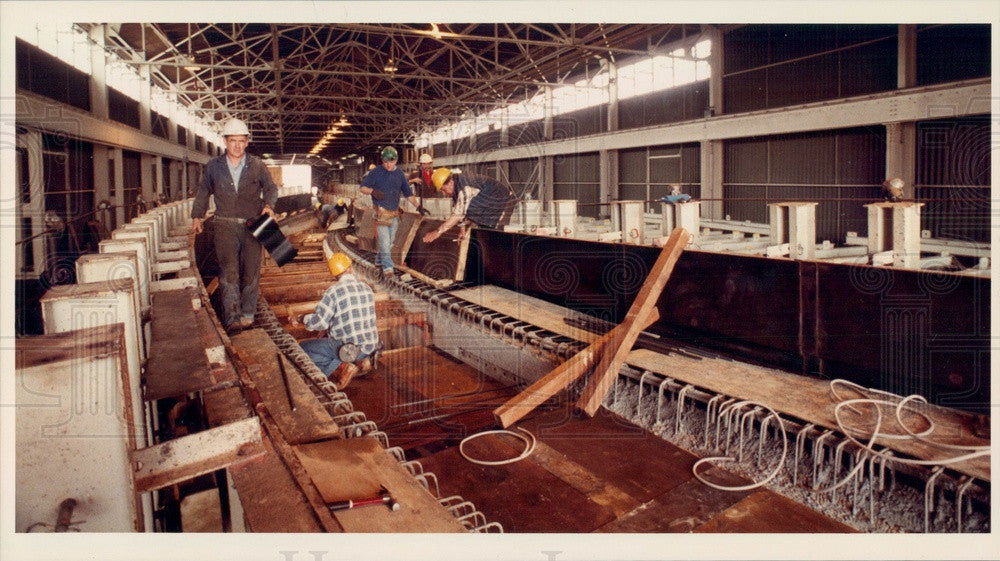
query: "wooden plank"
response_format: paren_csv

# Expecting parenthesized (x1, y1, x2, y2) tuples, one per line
(416, 437, 615, 533)
(202, 385, 252, 427)
(576, 227, 690, 416)
(230, 329, 341, 444)
(132, 417, 266, 492)
(144, 289, 216, 401)
(228, 437, 325, 532)
(626, 348, 991, 482)
(397, 264, 451, 287)
(450, 285, 601, 344)
(354, 207, 378, 252)
(406, 218, 470, 281)
(493, 308, 659, 428)
(397, 213, 423, 266)
(294, 438, 467, 532)
(694, 490, 857, 533)
(594, 467, 754, 533)
(519, 407, 699, 504)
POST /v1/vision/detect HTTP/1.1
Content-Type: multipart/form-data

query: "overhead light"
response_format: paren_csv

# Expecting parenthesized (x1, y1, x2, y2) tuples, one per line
(383, 58, 398, 74)
(430, 23, 442, 40)
(182, 55, 200, 72)
(338, 114, 350, 126)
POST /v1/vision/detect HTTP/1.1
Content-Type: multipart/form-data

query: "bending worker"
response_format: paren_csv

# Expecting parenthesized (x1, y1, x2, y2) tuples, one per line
(359, 146, 427, 276)
(191, 118, 277, 333)
(422, 167, 516, 243)
(290, 252, 378, 389)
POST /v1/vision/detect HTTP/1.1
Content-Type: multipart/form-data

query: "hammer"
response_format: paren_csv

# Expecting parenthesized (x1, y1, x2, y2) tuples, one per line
(327, 486, 400, 512)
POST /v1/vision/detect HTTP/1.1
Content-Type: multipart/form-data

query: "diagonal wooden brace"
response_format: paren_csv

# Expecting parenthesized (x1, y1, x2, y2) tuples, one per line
(493, 308, 659, 428)
(575, 227, 691, 416)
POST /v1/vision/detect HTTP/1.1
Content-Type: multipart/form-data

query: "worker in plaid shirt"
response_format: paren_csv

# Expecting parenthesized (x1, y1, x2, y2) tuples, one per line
(291, 252, 379, 388)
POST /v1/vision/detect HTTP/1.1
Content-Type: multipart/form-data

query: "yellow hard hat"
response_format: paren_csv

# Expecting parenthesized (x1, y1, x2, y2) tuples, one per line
(327, 252, 352, 277)
(368, 163, 376, 171)
(431, 167, 452, 190)
(337, 197, 346, 206)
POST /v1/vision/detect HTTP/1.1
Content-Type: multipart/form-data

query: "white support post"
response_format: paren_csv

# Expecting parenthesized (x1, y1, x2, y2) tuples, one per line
(675, 201, 701, 243)
(866, 202, 924, 268)
(770, 202, 818, 259)
(100, 238, 151, 312)
(660, 202, 677, 236)
(617, 200, 645, 245)
(520, 200, 542, 231)
(551, 200, 578, 238)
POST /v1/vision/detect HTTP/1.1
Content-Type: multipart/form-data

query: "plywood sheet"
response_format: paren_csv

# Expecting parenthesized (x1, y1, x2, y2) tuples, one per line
(595, 467, 753, 533)
(416, 437, 615, 533)
(228, 437, 324, 532)
(294, 438, 467, 532)
(405, 219, 470, 281)
(694, 490, 857, 533)
(144, 289, 216, 401)
(518, 407, 698, 503)
(230, 329, 341, 444)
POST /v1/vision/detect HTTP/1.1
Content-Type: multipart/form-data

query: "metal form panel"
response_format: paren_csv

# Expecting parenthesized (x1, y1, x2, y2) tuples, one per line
(15, 325, 142, 532)
(467, 229, 990, 412)
(40, 279, 146, 448)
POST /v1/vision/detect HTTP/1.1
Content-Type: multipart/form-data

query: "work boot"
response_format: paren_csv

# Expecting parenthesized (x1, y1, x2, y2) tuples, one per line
(354, 357, 373, 377)
(239, 316, 254, 328)
(225, 323, 243, 336)
(332, 361, 360, 389)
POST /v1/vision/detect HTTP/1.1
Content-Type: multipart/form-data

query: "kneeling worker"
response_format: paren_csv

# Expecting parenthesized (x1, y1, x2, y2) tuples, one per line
(290, 252, 378, 388)
(421, 167, 516, 243)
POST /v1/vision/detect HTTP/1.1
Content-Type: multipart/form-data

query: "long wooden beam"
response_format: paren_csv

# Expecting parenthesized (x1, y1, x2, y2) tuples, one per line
(576, 227, 691, 416)
(493, 308, 659, 428)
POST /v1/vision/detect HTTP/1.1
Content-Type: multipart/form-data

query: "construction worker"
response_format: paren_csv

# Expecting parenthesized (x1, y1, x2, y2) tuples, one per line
(421, 167, 516, 243)
(290, 252, 378, 388)
(191, 118, 277, 333)
(359, 146, 428, 276)
(408, 153, 438, 199)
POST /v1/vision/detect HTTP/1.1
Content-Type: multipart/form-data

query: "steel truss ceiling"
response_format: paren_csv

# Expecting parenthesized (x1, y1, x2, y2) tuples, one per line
(83, 23, 704, 158)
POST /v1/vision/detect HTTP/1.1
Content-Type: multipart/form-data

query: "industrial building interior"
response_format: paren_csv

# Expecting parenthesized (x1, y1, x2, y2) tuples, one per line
(2, 4, 996, 561)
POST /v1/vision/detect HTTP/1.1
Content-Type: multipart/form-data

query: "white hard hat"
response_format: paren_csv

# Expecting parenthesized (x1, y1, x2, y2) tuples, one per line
(419, 153, 433, 164)
(222, 118, 250, 137)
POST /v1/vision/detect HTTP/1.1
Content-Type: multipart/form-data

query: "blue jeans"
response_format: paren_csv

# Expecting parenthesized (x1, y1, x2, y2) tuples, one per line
(299, 337, 370, 377)
(375, 217, 398, 271)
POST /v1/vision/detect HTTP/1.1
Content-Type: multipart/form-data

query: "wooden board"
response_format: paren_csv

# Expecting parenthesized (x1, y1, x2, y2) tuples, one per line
(228, 437, 325, 532)
(694, 490, 857, 533)
(294, 438, 467, 533)
(518, 406, 698, 504)
(493, 309, 658, 428)
(132, 417, 266, 492)
(576, 226, 690, 415)
(230, 329, 341, 444)
(450, 285, 601, 344)
(144, 289, 217, 401)
(405, 218, 471, 281)
(627, 348, 991, 482)
(202, 385, 252, 427)
(415, 437, 615, 533)
(449, 284, 991, 482)
(393, 212, 422, 267)
(594, 467, 755, 533)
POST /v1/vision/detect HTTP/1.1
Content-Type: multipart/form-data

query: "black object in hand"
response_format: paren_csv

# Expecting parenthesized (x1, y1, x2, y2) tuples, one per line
(370, 189, 385, 201)
(416, 205, 430, 216)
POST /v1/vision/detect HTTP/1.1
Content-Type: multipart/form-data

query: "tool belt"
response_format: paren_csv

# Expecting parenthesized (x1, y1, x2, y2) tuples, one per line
(375, 206, 401, 225)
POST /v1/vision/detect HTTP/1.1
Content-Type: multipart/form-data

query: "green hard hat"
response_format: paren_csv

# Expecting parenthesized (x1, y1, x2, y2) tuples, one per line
(381, 146, 398, 162)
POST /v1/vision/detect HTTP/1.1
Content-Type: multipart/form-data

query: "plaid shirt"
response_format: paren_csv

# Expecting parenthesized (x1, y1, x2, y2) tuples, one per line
(303, 272, 378, 354)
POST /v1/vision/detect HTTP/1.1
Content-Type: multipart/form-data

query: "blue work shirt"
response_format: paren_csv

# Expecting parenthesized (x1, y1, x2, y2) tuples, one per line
(360, 165, 412, 211)
(227, 155, 246, 191)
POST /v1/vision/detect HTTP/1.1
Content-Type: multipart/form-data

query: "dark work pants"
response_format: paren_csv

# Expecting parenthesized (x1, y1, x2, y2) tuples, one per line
(213, 219, 262, 326)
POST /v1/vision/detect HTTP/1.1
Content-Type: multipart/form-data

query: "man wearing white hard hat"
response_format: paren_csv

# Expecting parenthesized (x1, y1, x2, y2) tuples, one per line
(191, 118, 278, 333)
(408, 152, 437, 199)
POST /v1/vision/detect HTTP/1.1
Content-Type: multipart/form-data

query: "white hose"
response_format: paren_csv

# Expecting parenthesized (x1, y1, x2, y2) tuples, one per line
(459, 427, 536, 466)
